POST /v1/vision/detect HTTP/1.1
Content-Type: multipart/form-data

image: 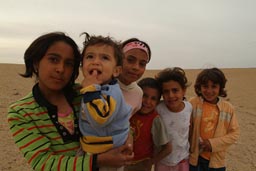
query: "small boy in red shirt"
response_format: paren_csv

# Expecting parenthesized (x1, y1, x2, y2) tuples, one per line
(124, 77, 172, 171)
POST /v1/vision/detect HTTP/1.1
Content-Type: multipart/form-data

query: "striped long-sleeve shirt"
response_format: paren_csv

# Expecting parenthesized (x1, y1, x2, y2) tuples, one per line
(7, 83, 97, 171)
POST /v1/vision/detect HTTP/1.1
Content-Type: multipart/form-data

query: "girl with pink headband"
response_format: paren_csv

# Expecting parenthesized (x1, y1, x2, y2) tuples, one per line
(122, 40, 151, 62)
(118, 38, 151, 115)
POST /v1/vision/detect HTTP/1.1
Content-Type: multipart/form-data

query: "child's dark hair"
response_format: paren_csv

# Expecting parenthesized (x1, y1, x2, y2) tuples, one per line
(138, 77, 162, 100)
(81, 32, 123, 66)
(194, 68, 227, 97)
(21, 32, 81, 85)
(121, 38, 151, 62)
(155, 67, 189, 90)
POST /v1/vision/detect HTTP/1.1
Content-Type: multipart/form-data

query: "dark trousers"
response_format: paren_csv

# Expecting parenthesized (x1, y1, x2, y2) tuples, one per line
(189, 156, 226, 171)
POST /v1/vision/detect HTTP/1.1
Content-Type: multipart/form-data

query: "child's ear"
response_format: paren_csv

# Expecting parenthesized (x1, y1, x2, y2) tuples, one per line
(113, 66, 122, 77)
(33, 63, 39, 74)
(183, 87, 187, 93)
(182, 87, 187, 96)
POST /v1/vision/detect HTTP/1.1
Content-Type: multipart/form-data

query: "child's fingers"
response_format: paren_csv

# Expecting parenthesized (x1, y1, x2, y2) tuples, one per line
(91, 70, 98, 76)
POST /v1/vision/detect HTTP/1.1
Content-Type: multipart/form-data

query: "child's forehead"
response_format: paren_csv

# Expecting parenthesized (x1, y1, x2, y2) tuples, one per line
(88, 43, 113, 48)
(142, 86, 161, 96)
(164, 79, 182, 86)
(85, 44, 114, 52)
(143, 86, 160, 92)
(202, 79, 220, 85)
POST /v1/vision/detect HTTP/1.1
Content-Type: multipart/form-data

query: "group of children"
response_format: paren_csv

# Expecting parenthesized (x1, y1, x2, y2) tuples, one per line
(8, 31, 240, 171)
(131, 66, 239, 171)
(78, 33, 240, 171)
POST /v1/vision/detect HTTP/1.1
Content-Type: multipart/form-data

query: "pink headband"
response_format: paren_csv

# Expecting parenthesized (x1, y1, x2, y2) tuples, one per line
(123, 41, 150, 61)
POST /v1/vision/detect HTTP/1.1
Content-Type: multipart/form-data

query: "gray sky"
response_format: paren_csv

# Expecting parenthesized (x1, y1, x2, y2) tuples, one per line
(1, 0, 256, 69)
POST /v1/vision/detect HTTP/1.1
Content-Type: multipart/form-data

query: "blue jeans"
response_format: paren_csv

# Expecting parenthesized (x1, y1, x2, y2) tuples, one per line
(189, 156, 226, 171)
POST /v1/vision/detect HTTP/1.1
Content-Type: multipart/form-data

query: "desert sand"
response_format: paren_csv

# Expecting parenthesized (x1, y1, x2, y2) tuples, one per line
(0, 64, 255, 171)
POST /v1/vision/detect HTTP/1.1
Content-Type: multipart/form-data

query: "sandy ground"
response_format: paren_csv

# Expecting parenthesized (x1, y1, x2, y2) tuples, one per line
(0, 64, 255, 171)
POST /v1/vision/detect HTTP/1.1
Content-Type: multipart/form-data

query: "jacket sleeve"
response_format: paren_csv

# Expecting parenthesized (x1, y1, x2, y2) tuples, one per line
(7, 107, 97, 171)
(209, 110, 240, 152)
(80, 84, 118, 127)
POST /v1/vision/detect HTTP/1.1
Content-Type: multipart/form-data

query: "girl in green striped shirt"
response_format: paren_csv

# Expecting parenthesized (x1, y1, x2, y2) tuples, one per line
(7, 32, 133, 171)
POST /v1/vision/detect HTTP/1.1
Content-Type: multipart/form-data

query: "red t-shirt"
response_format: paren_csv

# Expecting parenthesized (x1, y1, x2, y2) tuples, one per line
(130, 110, 159, 161)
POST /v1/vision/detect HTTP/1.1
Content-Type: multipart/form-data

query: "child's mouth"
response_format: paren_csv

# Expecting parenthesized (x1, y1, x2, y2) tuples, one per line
(89, 69, 102, 75)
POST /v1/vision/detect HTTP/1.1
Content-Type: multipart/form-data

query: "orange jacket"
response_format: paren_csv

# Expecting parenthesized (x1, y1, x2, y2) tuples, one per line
(189, 96, 240, 168)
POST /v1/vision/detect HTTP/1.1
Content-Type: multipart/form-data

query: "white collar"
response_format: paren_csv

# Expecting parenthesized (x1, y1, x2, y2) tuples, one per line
(118, 79, 137, 91)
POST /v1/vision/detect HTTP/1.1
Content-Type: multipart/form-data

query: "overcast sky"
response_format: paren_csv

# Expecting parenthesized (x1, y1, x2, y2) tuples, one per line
(1, 0, 256, 69)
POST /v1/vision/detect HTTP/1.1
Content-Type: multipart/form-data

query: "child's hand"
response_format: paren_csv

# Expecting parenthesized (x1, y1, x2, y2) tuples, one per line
(199, 138, 212, 152)
(97, 144, 134, 167)
(123, 133, 133, 155)
(82, 70, 102, 87)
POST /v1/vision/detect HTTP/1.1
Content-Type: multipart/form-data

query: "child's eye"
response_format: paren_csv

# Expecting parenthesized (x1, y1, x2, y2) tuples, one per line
(102, 55, 110, 61)
(212, 84, 219, 89)
(86, 55, 93, 59)
(48, 56, 59, 63)
(143, 94, 148, 98)
(202, 85, 208, 89)
(172, 88, 179, 93)
(126, 56, 136, 64)
(151, 96, 158, 101)
(139, 61, 147, 68)
(65, 60, 75, 67)
(163, 90, 169, 94)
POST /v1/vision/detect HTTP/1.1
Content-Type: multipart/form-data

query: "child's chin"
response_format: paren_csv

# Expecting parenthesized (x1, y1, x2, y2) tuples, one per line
(139, 109, 151, 115)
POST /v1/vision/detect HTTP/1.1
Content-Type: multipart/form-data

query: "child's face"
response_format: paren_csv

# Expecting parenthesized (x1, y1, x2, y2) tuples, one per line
(139, 87, 160, 114)
(200, 80, 220, 104)
(118, 49, 148, 85)
(82, 44, 121, 84)
(36, 41, 75, 93)
(162, 80, 186, 112)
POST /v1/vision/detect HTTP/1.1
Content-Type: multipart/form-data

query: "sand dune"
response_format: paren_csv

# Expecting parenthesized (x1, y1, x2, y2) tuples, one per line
(1, 64, 255, 171)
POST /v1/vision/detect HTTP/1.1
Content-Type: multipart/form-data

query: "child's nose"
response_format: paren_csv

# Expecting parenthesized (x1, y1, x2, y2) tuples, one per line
(92, 57, 100, 64)
(132, 61, 140, 70)
(56, 62, 65, 73)
(144, 97, 151, 104)
(168, 91, 174, 97)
